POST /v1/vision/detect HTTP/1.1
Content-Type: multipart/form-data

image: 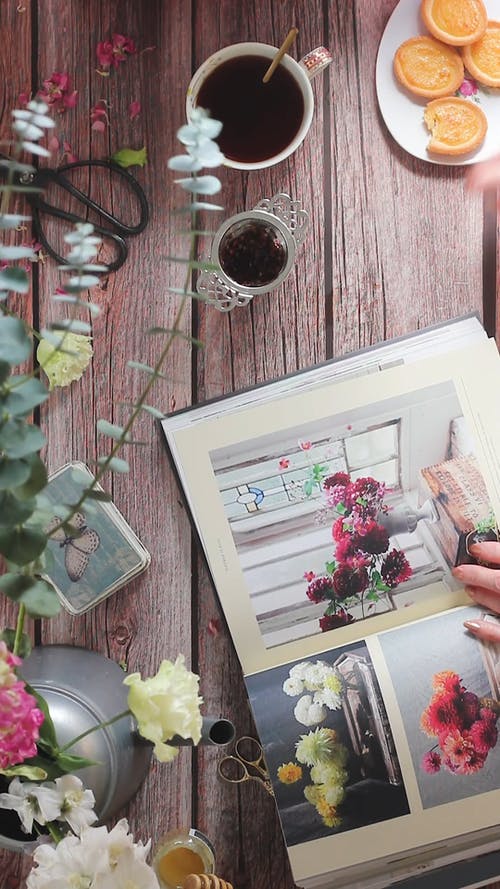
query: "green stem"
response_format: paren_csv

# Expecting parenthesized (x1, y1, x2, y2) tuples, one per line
(12, 604, 26, 656)
(48, 197, 201, 537)
(58, 708, 132, 753)
(46, 821, 64, 844)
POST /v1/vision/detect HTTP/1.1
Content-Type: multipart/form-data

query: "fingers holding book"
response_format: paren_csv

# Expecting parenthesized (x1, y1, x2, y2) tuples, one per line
(453, 542, 500, 642)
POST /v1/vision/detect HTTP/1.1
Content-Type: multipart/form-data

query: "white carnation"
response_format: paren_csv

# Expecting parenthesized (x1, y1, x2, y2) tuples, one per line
(303, 661, 335, 691)
(293, 694, 327, 727)
(313, 688, 342, 711)
(289, 661, 312, 681)
(282, 677, 304, 696)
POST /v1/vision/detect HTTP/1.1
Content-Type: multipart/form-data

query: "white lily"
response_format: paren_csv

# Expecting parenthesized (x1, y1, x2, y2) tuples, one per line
(54, 774, 97, 834)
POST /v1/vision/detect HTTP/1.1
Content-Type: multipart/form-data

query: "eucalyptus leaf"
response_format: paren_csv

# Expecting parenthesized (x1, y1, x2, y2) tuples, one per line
(126, 360, 165, 378)
(50, 319, 92, 335)
(175, 175, 221, 195)
(0, 419, 46, 458)
(0, 457, 31, 490)
(0, 491, 36, 526)
(0, 316, 31, 364)
(0, 528, 48, 566)
(140, 404, 164, 419)
(0, 360, 11, 383)
(98, 456, 130, 473)
(14, 454, 48, 498)
(97, 419, 125, 440)
(0, 245, 35, 261)
(0, 214, 32, 230)
(52, 294, 100, 316)
(0, 266, 30, 294)
(3, 377, 49, 417)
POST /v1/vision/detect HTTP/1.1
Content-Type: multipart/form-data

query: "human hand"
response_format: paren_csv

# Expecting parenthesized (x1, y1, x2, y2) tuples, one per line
(452, 541, 500, 642)
(467, 153, 500, 194)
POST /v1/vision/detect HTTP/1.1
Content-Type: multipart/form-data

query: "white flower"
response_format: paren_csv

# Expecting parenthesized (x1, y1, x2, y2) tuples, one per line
(27, 818, 159, 889)
(313, 687, 342, 711)
(123, 656, 203, 762)
(288, 661, 312, 681)
(293, 694, 326, 727)
(54, 775, 97, 835)
(282, 677, 304, 696)
(323, 783, 345, 807)
(0, 778, 61, 833)
(96, 846, 159, 889)
(303, 661, 335, 691)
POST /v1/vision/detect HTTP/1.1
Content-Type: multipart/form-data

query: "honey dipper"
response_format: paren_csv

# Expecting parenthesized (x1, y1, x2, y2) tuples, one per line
(182, 874, 234, 889)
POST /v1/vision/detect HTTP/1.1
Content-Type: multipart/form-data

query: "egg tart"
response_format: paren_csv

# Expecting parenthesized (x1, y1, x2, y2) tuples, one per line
(421, 0, 488, 47)
(394, 36, 464, 98)
(462, 21, 500, 87)
(424, 96, 487, 155)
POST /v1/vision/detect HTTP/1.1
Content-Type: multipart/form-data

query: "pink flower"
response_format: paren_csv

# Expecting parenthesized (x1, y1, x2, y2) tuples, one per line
(39, 71, 78, 113)
(332, 516, 348, 542)
(278, 458, 290, 470)
(335, 535, 357, 562)
(352, 519, 389, 555)
(332, 564, 369, 600)
(319, 609, 355, 632)
(298, 440, 312, 451)
(96, 33, 136, 71)
(441, 728, 475, 768)
(459, 77, 478, 97)
(422, 750, 441, 773)
(381, 548, 412, 587)
(129, 100, 141, 120)
(303, 570, 316, 582)
(91, 100, 109, 132)
(0, 642, 44, 769)
(470, 713, 498, 754)
(306, 576, 334, 604)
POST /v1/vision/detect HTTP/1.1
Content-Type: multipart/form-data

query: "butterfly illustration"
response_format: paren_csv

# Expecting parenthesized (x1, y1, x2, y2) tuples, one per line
(46, 512, 100, 582)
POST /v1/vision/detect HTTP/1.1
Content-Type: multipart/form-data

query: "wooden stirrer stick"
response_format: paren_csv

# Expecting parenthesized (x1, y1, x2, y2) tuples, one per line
(262, 28, 299, 83)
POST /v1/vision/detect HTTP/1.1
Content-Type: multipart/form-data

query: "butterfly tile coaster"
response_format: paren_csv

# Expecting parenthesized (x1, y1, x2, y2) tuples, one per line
(43, 462, 151, 615)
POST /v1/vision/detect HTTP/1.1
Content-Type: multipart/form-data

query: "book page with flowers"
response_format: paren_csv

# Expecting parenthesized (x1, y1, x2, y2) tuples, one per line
(163, 330, 500, 677)
(246, 605, 500, 886)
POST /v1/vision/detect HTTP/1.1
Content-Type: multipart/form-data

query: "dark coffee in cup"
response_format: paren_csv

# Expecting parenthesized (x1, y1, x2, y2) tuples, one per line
(196, 55, 305, 165)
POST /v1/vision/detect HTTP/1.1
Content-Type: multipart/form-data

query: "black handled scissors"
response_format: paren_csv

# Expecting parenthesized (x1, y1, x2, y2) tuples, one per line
(1, 156, 149, 272)
(218, 736, 274, 796)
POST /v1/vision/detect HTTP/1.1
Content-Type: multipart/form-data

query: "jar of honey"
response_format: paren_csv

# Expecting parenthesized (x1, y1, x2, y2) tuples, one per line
(153, 828, 215, 889)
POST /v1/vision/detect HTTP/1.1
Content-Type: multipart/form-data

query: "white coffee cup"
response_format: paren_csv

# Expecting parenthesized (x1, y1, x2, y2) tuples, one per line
(186, 42, 332, 171)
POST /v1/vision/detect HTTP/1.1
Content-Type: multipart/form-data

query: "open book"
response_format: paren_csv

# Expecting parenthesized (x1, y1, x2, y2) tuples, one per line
(160, 315, 500, 889)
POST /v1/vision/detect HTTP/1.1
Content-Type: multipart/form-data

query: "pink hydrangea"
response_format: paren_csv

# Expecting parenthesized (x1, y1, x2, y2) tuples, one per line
(0, 642, 44, 768)
(39, 72, 78, 113)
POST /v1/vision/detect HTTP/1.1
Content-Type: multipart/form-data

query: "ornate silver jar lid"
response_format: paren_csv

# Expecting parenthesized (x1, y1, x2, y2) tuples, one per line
(197, 192, 309, 312)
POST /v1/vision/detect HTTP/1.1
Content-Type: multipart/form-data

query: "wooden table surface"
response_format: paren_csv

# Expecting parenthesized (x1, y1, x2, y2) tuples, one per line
(0, 1, 499, 887)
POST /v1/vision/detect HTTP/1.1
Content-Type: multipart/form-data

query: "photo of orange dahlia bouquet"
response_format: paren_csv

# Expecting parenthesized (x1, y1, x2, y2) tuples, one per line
(305, 473, 412, 632)
(421, 671, 500, 776)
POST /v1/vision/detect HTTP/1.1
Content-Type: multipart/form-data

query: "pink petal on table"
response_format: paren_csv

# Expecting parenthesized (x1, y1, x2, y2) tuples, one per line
(129, 100, 141, 120)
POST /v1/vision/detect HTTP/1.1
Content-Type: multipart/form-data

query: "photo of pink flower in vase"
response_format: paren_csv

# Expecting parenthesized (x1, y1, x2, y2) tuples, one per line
(305, 473, 412, 632)
(420, 671, 499, 776)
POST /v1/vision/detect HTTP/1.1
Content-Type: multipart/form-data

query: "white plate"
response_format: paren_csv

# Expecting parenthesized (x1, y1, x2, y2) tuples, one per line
(375, 0, 500, 165)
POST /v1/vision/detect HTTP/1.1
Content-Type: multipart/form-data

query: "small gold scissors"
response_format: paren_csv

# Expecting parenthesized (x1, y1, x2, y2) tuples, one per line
(218, 735, 274, 796)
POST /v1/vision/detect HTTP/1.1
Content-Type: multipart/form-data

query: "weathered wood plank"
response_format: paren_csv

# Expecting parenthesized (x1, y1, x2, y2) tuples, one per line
(192, 1, 327, 887)
(34, 0, 195, 857)
(328, 0, 484, 356)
